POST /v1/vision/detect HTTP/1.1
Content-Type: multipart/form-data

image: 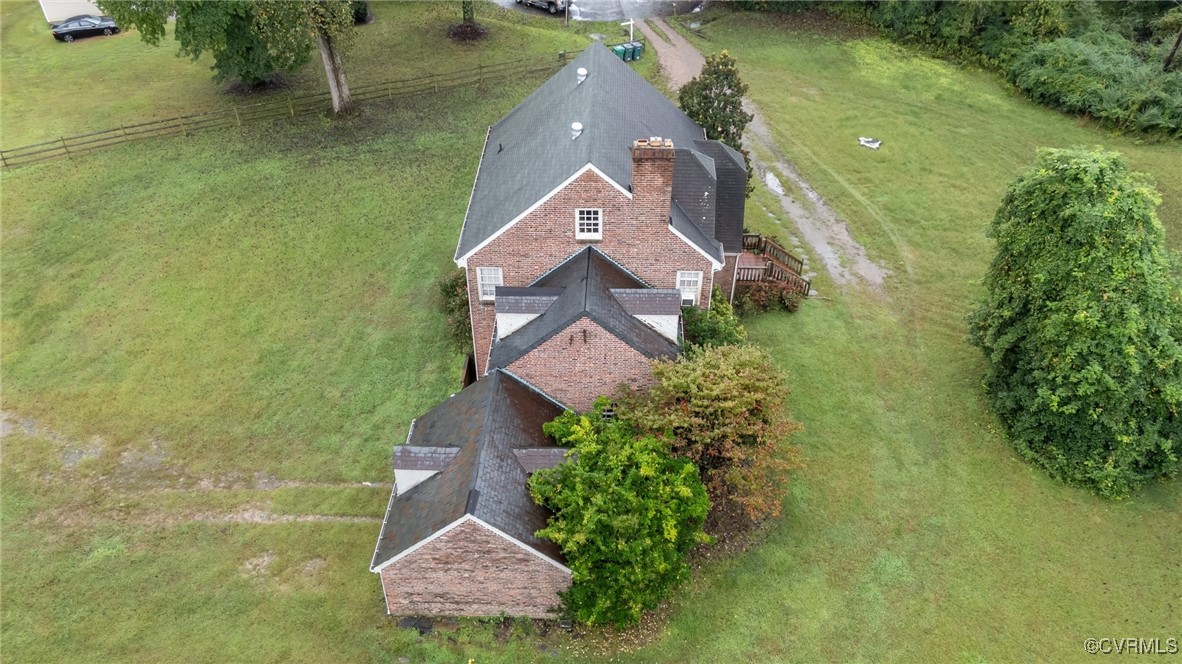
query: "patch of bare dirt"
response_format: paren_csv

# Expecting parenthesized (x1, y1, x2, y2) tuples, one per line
(241, 551, 277, 580)
(637, 17, 889, 292)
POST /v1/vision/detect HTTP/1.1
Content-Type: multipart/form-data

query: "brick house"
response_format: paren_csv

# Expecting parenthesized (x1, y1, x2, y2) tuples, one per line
(371, 43, 797, 619)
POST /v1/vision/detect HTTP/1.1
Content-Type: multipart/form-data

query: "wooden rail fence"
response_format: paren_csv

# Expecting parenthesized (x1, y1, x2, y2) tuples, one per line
(0, 47, 624, 170)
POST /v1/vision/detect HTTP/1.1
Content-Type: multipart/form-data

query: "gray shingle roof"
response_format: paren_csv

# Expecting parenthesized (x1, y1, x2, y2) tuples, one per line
(370, 370, 566, 571)
(610, 289, 683, 315)
(455, 43, 711, 262)
(488, 247, 680, 371)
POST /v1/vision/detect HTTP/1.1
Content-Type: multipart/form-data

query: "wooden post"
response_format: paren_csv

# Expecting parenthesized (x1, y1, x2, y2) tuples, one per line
(179, 119, 187, 137)
(233, 108, 241, 126)
(288, 97, 295, 116)
(60, 137, 71, 157)
(1, 151, 8, 169)
(478, 63, 483, 85)
(121, 124, 127, 137)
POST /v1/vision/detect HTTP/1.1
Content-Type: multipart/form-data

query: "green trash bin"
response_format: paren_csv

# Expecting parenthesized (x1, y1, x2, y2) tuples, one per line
(623, 42, 635, 61)
(612, 44, 626, 60)
(632, 41, 644, 60)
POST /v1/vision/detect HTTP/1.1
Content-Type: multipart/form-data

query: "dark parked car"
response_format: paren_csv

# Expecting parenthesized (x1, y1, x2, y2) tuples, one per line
(515, 0, 567, 15)
(52, 15, 119, 42)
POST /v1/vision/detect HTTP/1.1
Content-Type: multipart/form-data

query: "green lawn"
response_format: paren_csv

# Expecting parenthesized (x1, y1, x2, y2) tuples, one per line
(626, 10, 1181, 663)
(3, 4, 1180, 664)
(0, 0, 648, 147)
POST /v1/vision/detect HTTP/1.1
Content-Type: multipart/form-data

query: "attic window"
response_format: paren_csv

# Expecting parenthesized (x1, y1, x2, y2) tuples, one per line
(575, 209, 602, 240)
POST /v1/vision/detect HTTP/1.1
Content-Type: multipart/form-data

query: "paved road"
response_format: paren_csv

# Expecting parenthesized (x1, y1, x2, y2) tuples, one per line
(489, 0, 702, 22)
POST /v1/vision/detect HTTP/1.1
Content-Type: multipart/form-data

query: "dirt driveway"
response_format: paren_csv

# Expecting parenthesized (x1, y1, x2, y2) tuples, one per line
(636, 17, 888, 292)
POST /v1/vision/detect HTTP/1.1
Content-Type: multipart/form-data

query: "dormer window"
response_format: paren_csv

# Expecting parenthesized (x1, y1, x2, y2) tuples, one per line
(575, 209, 602, 240)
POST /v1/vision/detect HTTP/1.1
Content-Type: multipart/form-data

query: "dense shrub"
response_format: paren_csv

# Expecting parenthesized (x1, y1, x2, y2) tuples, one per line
(968, 148, 1182, 498)
(734, 281, 802, 316)
(1008, 32, 1182, 137)
(437, 268, 471, 350)
(735, 1, 1180, 137)
(621, 344, 803, 521)
(682, 287, 747, 349)
(529, 407, 711, 626)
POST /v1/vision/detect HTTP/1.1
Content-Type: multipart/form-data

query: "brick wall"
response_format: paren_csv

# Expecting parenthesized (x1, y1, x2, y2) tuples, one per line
(716, 253, 741, 303)
(507, 317, 656, 411)
(380, 519, 570, 619)
(465, 145, 716, 375)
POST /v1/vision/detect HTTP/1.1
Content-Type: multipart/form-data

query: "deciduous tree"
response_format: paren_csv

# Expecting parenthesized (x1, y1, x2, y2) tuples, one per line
(969, 148, 1182, 498)
(529, 407, 710, 627)
(101, 1, 356, 111)
(99, 0, 310, 86)
(621, 344, 803, 521)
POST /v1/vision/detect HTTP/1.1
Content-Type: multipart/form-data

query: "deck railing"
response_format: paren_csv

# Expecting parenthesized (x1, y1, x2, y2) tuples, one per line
(738, 233, 810, 295)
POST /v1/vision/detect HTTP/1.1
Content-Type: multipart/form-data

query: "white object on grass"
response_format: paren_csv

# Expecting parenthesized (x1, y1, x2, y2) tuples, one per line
(859, 137, 882, 150)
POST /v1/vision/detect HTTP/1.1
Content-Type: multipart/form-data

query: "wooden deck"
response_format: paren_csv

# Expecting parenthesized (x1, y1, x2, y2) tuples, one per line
(735, 234, 811, 296)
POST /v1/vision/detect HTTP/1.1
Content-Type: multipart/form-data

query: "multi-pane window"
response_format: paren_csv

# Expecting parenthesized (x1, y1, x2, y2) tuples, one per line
(677, 271, 703, 306)
(575, 209, 602, 240)
(477, 267, 503, 302)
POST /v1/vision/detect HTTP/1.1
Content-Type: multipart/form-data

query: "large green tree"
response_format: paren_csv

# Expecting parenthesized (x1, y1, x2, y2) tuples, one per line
(99, 1, 310, 86)
(969, 148, 1182, 498)
(529, 407, 710, 627)
(621, 344, 803, 522)
(100, 1, 355, 111)
(678, 50, 755, 196)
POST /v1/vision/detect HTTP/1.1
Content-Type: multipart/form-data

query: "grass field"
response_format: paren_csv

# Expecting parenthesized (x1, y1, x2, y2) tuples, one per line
(3, 3, 1180, 663)
(0, 0, 653, 147)
(622, 10, 1181, 663)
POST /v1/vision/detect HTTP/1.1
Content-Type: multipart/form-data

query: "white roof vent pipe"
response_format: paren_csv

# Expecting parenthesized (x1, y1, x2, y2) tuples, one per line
(571, 122, 584, 140)
(576, 67, 588, 84)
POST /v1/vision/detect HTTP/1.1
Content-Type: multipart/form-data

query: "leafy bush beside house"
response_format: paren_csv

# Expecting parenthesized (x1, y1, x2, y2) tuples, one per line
(968, 147, 1182, 498)
(529, 407, 711, 627)
(682, 286, 748, 349)
(621, 344, 804, 522)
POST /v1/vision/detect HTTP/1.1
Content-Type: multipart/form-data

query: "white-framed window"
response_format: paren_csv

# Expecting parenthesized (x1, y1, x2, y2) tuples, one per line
(677, 271, 703, 307)
(477, 267, 503, 302)
(575, 208, 602, 240)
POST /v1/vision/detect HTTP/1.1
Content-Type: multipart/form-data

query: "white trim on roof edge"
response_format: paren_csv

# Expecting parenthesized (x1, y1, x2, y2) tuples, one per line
(468, 515, 572, 574)
(668, 224, 724, 271)
(455, 162, 632, 267)
(370, 514, 471, 573)
(369, 513, 571, 575)
(454, 126, 493, 264)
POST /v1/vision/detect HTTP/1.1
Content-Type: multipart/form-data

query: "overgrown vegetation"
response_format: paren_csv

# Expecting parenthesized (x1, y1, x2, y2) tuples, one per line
(968, 147, 1182, 498)
(682, 287, 747, 348)
(733, 280, 803, 316)
(622, 345, 803, 523)
(529, 406, 711, 627)
(438, 268, 472, 350)
(734, 0, 1182, 137)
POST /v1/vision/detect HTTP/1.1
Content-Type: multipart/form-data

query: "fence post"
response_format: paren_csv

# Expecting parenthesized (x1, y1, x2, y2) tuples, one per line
(478, 64, 483, 85)
(233, 107, 241, 126)
(288, 97, 295, 116)
(179, 119, 187, 137)
(433, 74, 438, 93)
(121, 124, 127, 137)
(0, 151, 7, 169)
(60, 137, 71, 157)
(558, 51, 566, 63)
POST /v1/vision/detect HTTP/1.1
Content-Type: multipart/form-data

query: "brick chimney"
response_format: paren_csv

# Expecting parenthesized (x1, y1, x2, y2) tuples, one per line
(630, 137, 675, 225)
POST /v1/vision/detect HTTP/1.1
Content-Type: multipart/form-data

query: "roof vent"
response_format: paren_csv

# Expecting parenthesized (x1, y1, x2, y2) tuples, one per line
(571, 122, 584, 140)
(576, 67, 588, 84)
